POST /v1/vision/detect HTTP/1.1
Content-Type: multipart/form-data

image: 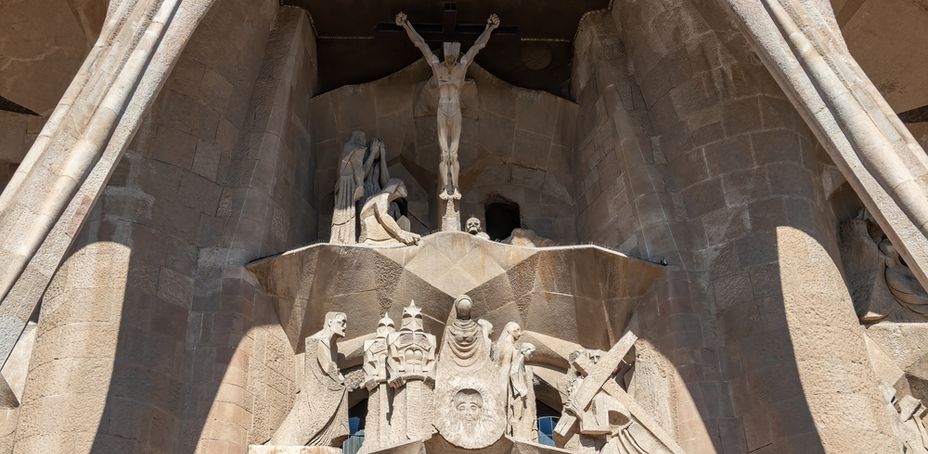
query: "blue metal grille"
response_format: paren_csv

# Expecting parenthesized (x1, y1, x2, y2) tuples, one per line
(538, 415, 559, 446)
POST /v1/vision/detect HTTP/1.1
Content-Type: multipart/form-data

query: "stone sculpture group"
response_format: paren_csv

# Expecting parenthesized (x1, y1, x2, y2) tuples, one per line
(330, 131, 418, 246)
(263, 296, 683, 453)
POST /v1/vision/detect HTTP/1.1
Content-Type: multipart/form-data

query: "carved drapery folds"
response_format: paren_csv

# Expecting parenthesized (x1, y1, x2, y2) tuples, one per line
(262, 296, 683, 453)
(330, 131, 418, 246)
(269, 312, 350, 447)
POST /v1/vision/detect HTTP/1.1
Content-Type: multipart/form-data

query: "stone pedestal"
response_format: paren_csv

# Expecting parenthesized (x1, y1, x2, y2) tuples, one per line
(440, 198, 461, 231)
(248, 446, 342, 454)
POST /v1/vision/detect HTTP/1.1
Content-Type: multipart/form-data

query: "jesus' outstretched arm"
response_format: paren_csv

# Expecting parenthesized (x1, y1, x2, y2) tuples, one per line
(461, 14, 500, 66)
(396, 12, 439, 65)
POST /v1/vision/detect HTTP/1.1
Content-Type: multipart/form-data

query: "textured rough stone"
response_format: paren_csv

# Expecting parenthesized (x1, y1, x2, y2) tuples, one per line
(1, 0, 927, 453)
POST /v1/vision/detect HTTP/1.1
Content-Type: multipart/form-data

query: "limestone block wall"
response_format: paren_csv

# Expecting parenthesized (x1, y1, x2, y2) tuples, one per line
(309, 61, 578, 242)
(11, 3, 320, 454)
(0, 113, 42, 190)
(0, 0, 104, 194)
(573, 2, 896, 452)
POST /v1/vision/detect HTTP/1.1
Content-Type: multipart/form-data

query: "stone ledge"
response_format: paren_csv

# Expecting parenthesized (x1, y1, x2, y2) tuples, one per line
(247, 445, 342, 454)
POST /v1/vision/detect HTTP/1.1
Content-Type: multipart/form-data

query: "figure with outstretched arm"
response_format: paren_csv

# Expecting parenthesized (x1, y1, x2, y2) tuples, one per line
(396, 12, 500, 200)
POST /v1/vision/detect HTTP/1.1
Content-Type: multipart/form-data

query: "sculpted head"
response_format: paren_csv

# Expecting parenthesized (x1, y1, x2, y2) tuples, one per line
(518, 342, 536, 359)
(324, 311, 348, 338)
(454, 295, 473, 319)
(384, 178, 408, 201)
(350, 130, 367, 145)
(376, 315, 395, 337)
(501, 321, 522, 341)
(466, 217, 482, 234)
(452, 389, 483, 423)
(401, 300, 424, 332)
(443, 42, 461, 64)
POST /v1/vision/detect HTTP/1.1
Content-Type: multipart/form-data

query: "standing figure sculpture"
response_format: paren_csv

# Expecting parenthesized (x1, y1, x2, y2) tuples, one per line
(440, 295, 493, 372)
(387, 301, 437, 442)
(361, 316, 396, 452)
(269, 312, 349, 447)
(396, 12, 500, 200)
(331, 131, 368, 244)
(508, 343, 538, 442)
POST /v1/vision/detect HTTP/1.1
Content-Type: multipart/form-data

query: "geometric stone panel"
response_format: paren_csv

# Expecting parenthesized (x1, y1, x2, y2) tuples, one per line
(247, 232, 663, 353)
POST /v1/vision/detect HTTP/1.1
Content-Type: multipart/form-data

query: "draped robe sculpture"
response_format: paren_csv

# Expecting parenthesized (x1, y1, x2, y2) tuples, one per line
(331, 132, 367, 244)
(359, 179, 421, 246)
(362, 316, 396, 452)
(434, 295, 508, 449)
(508, 342, 538, 442)
(269, 312, 350, 447)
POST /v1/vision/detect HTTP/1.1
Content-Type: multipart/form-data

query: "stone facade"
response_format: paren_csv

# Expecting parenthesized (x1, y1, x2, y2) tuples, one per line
(0, 1, 926, 453)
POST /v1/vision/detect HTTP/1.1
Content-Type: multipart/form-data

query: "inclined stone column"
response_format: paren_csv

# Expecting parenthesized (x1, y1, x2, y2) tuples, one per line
(574, 1, 899, 451)
(717, 0, 928, 293)
(0, 0, 218, 373)
(12, 0, 287, 452)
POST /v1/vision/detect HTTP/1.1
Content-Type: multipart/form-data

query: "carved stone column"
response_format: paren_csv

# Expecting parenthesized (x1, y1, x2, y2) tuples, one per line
(718, 0, 928, 292)
(0, 0, 219, 372)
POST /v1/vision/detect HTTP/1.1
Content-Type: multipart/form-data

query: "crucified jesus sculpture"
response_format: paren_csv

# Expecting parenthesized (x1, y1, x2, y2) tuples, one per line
(396, 12, 500, 200)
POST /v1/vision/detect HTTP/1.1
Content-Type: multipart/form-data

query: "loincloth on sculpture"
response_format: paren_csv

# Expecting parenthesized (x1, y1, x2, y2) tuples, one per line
(437, 100, 462, 120)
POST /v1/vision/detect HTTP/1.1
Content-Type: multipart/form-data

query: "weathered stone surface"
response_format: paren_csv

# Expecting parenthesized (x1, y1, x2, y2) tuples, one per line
(2, 0, 927, 453)
(247, 232, 662, 351)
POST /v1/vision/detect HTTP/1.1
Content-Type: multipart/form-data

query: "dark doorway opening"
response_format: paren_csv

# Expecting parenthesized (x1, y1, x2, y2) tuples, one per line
(485, 195, 520, 241)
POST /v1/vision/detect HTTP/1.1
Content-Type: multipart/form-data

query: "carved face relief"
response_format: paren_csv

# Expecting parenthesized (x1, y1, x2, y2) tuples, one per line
(453, 389, 484, 423)
(401, 302, 424, 332)
(466, 217, 481, 234)
(443, 42, 461, 64)
(376, 317, 395, 338)
(329, 314, 347, 338)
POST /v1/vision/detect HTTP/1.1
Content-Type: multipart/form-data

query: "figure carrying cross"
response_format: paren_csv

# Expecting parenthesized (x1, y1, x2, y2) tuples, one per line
(396, 11, 500, 201)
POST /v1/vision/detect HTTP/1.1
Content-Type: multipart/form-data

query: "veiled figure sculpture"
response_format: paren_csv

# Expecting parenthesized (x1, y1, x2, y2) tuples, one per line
(268, 312, 350, 447)
(331, 131, 368, 244)
(359, 179, 421, 246)
(434, 294, 508, 449)
(439, 295, 493, 373)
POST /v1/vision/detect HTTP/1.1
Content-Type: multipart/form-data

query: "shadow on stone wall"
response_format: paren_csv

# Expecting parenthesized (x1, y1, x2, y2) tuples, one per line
(308, 59, 579, 242)
(568, 1, 896, 452)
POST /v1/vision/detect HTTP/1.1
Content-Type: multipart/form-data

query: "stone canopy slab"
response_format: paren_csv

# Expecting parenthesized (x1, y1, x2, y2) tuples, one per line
(369, 434, 574, 454)
(247, 232, 663, 352)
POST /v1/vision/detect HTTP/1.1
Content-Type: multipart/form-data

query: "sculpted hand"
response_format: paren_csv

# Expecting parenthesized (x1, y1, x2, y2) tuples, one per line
(395, 12, 408, 26)
(402, 232, 421, 245)
(487, 14, 500, 28)
(353, 186, 364, 201)
(565, 399, 580, 416)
